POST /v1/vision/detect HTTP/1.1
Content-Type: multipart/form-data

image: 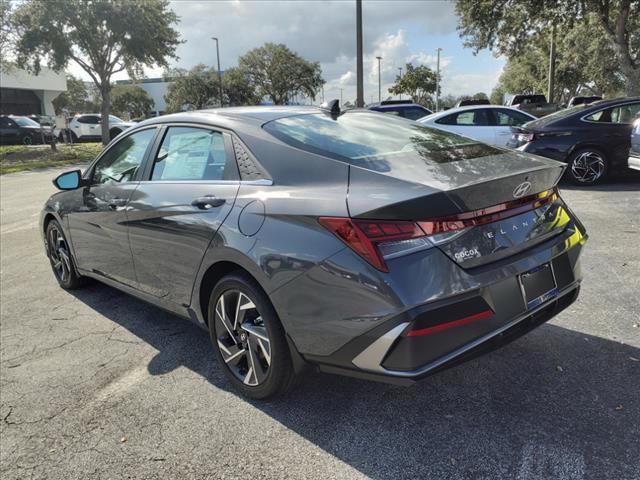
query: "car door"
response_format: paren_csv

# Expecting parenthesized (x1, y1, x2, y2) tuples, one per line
(126, 125, 240, 307)
(491, 108, 535, 147)
(66, 127, 158, 286)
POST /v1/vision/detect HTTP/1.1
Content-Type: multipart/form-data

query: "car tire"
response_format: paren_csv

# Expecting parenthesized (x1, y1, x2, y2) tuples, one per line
(45, 220, 86, 290)
(566, 148, 608, 185)
(208, 272, 296, 399)
(22, 134, 33, 145)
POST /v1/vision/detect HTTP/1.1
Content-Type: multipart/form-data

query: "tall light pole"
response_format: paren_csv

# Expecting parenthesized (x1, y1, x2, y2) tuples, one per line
(340, 88, 343, 105)
(212, 37, 224, 107)
(355, 0, 364, 107)
(398, 66, 403, 100)
(376, 56, 382, 102)
(547, 23, 556, 103)
(435, 47, 442, 112)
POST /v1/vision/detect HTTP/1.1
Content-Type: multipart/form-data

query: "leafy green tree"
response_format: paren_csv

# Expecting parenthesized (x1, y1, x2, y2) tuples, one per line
(238, 43, 324, 105)
(164, 64, 221, 113)
(52, 75, 98, 114)
(491, 15, 625, 104)
(111, 85, 154, 119)
(0, 0, 14, 72)
(12, 0, 180, 144)
(455, 0, 639, 95)
(222, 67, 261, 106)
(388, 63, 437, 106)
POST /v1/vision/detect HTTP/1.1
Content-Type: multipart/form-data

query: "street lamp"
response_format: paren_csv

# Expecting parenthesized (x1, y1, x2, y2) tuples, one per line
(398, 66, 403, 100)
(340, 88, 343, 105)
(376, 56, 382, 102)
(211, 37, 224, 107)
(435, 47, 442, 112)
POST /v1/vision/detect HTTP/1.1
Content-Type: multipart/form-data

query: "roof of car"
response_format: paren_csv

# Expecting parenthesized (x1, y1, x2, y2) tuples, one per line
(368, 103, 428, 110)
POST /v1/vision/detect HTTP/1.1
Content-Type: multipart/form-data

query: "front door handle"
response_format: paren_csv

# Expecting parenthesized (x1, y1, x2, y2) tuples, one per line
(108, 198, 128, 209)
(191, 195, 225, 209)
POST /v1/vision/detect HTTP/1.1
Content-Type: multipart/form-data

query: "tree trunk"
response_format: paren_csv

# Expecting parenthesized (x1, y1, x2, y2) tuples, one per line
(100, 84, 111, 145)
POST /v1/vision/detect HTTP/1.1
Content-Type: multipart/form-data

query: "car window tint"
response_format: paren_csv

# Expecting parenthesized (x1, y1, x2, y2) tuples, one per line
(92, 129, 155, 184)
(78, 115, 100, 124)
(0, 118, 13, 127)
(437, 109, 490, 126)
(403, 107, 430, 120)
(494, 109, 532, 126)
(151, 127, 234, 181)
(610, 103, 640, 124)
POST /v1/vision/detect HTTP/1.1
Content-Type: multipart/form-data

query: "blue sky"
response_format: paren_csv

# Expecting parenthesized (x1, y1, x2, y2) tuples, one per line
(70, 0, 505, 102)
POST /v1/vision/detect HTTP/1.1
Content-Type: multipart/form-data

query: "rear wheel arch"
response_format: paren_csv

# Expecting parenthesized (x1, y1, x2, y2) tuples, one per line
(198, 261, 268, 328)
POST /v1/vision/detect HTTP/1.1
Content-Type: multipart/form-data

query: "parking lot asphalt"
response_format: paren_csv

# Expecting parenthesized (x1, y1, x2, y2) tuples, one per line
(1, 165, 639, 480)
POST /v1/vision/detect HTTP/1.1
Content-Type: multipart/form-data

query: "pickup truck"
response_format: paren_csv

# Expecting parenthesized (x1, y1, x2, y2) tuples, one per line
(505, 94, 559, 118)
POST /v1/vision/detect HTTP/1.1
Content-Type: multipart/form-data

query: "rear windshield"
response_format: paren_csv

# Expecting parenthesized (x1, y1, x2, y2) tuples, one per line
(263, 111, 500, 169)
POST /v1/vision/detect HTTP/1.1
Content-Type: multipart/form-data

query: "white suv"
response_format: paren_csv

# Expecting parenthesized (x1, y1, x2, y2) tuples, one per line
(59, 114, 135, 142)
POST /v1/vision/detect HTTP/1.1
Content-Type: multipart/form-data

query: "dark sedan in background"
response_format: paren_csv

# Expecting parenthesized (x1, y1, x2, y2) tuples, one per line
(42, 104, 587, 399)
(0, 115, 54, 145)
(508, 97, 640, 185)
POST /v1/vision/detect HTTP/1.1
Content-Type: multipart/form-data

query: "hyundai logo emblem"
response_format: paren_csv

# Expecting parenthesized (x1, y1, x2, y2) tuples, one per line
(513, 181, 532, 198)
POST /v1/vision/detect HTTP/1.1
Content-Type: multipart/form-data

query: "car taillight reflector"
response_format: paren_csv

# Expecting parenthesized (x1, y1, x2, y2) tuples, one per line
(405, 309, 494, 336)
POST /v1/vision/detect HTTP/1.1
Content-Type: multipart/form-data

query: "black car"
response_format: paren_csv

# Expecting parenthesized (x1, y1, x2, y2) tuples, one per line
(508, 97, 640, 185)
(0, 115, 54, 145)
(368, 100, 432, 120)
(455, 98, 490, 107)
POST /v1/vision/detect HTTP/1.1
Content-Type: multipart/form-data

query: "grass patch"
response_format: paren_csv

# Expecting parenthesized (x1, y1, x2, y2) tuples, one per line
(0, 143, 103, 175)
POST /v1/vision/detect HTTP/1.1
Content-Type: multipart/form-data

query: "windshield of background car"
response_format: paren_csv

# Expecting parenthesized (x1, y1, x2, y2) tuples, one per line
(263, 111, 501, 169)
(109, 115, 124, 123)
(13, 117, 40, 127)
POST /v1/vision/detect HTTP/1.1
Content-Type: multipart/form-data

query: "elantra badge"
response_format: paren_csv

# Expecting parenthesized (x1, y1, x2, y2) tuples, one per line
(513, 181, 532, 198)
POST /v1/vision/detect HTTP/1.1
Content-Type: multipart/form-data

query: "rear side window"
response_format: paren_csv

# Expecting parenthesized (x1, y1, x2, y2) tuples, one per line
(151, 127, 237, 181)
(77, 115, 100, 124)
(493, 109, 532, 126)
(264, 111, 500, 168)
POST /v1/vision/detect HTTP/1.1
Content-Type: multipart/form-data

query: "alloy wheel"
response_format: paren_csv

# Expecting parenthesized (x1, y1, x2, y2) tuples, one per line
(48, 225, 72, 283)
(23, 135, 33, 145)
(571, 151, 605, 183)
(214, 290, 271, 386)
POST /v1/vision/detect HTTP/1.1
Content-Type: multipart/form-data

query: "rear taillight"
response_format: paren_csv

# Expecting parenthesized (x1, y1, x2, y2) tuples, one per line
(319, 188, 559, 272)
(318, 218, 427, 272)
(419, 188, 558, 235)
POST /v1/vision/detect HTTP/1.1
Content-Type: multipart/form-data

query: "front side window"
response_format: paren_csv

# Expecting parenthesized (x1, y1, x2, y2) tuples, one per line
(437, 109, 490, 126)
(151, 127, 236, 181)
(92, 128, 155, 184)
(13, 117, 40, 127)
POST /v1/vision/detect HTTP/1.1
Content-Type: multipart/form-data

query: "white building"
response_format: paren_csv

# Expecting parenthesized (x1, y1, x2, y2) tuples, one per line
(0, 67, 67, 116)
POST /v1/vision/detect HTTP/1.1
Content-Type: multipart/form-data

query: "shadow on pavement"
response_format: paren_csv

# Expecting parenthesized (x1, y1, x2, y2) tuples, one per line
(71, 282, 640, 479)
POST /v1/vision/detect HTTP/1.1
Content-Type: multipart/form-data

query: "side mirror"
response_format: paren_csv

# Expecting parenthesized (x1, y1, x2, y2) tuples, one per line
(53, 169, 84, 190)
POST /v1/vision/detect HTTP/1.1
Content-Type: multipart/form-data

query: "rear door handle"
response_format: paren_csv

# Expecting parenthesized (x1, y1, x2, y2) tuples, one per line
(191, 195, 225, 209)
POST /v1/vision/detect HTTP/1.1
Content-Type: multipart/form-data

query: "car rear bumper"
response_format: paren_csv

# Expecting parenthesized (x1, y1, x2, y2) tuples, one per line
(317, 282, 580, 385)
